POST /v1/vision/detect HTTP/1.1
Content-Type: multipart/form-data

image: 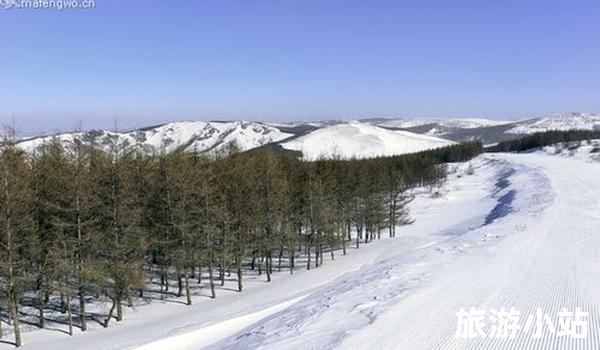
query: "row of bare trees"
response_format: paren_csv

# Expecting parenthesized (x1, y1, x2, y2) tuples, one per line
(0, 133, 481, 346)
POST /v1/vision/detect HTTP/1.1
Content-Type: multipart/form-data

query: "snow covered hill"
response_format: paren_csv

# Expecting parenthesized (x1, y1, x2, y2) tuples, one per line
(16, 121, 293, 154)
(506, 112, 600, 134)
(14, 113, 600, 157)
(280, 122, 455, 160)
(15, 120, 455, 160)
(361, 117, 520, 144)
(368, 117, 511, 130)
(361, 113, 600, 145)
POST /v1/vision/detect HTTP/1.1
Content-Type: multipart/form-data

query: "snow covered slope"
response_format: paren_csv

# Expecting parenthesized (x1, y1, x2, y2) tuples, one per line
(363, 117, 520, 144)
(16, 121, 293, 154)
(10, 151, 600, 350)
(8, 152, 503, 350)
(507, 112, 600, 134)
(540, 139, 600, 162)
(364, 113, 600, 144)
(209, 152, 600, 350)
(281, 122, 455, 160)
(15, 114, 600, 157)
(371, 117, 511, 129)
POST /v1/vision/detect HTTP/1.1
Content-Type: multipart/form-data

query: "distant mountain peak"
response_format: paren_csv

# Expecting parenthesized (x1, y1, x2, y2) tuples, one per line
(16, 120, 293, 155)
(14, 114, 600, 158)
(507, 113, 600, 134)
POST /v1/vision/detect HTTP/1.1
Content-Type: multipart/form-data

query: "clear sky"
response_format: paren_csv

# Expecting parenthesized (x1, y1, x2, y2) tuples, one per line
(2, 0, 599, 134)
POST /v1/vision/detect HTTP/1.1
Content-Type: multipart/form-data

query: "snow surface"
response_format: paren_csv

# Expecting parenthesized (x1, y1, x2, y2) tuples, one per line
(281, 122, 455, 160)
(209, 152, 600, 350)
(6, 150, 600, 349)
(541, 139, 600, 162)
(0, 153, 499, 349)
(506, 113, 600, 134)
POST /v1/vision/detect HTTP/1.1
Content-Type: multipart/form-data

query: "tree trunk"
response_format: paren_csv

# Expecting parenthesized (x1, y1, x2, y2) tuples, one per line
(60, 293, 66, 314)
(10, 291, 21, 347)
(341, 228, 347, 256)
(184, 270, 191, 306)
(306, 241, 311, 270)
(265, 250, 272, 282)
(2, 157, 20, 347)
(208, 260, 216, 299)
(220, 264, 225, 286)
(347, 221, 352, 241)
(258, 255, 262, 275)
(104, 297, 116, 328)
(177, 272, 183, 297)
(79, 284, 87, 331)
(236, 255, 243, 292)
(38, 291, 45, 329)
(164, 270, 169, 292)
(288, 240, 295, 274)
(76, 193, 87, 331)
(116, 292, 123, 322)
(277, 248, 283, 272)
(159, 268, 165, 300)
(126, 287, 133, 308)
(66, 290, 73, 336)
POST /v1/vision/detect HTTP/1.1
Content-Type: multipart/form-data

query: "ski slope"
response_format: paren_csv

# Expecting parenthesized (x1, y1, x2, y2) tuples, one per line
(208, 153, 600, 350)
(336, 153, 600, 350)
(9, 151, 600, 349)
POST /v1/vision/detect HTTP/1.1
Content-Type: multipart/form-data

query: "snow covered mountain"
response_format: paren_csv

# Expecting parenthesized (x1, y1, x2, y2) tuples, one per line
(366, 117, 511, 130)
(16, 121, 294, 155)
(14, 113, 600, 158)
(364, 113, 600, 144)
(362, 117, 519, 143)
(15, 120, 455, 159)
(506, 112, 600, 134)
(281, 122, 455, 160)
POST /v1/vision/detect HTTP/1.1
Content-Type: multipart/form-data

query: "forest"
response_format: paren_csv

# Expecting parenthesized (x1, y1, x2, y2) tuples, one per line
(0, 134, 481, 347)
(487, 129, 600, 153)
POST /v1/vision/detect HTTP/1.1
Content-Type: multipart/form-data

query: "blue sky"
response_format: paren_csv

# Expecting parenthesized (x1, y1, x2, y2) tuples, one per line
(1, 0, 599, 134)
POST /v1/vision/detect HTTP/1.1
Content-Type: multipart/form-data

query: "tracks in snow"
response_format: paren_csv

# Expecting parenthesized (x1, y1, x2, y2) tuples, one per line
(343, 154, 600, 350)
(209, 153, 600, 350)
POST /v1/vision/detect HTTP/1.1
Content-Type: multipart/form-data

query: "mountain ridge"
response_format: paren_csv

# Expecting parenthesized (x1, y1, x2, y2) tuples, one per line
(13, 113, 600, 159)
